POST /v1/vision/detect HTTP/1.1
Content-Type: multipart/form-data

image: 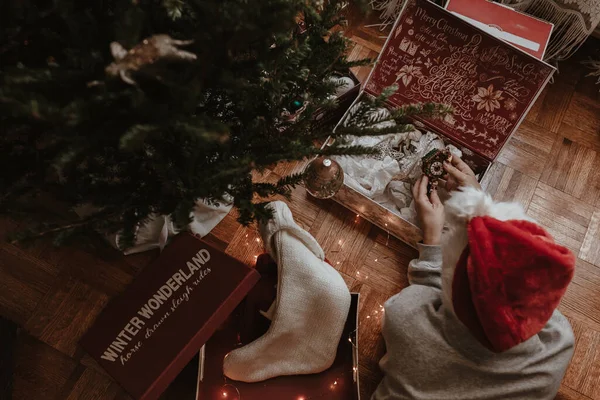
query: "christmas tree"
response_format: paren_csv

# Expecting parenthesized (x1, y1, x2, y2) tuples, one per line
(0, 0, 450, 248)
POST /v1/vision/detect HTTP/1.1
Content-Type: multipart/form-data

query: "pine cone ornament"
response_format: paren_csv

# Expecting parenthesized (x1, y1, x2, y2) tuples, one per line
(105, 34, 197, 85)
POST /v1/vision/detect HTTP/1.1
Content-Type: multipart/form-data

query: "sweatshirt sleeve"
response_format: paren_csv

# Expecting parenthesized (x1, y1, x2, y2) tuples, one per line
(408, 243, 442, 289)
(536, 311, 576, 399)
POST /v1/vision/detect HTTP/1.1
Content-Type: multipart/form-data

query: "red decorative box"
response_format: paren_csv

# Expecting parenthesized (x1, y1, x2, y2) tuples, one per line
(331, 0, 555, 247)
(445, 0, 553, 60)
(80, 233, 260, 400)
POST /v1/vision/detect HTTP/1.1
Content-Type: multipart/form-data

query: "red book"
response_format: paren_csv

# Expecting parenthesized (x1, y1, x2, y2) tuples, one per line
(445, 0, 553, 60)
(364, 0, 555, 166)
(80, 233, 260, 400)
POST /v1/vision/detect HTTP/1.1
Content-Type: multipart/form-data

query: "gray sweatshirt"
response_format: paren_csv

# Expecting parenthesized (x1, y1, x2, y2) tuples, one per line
(372, 244, 575, 400)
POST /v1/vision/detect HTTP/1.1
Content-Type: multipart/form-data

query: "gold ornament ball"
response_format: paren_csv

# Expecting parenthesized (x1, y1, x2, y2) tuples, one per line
(303, 157, 344, 199)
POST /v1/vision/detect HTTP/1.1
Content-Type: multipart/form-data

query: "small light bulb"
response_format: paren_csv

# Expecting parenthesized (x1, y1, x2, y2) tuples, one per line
(256, 238, 260, 242)
(334, 380, 338, 385)
(222, 392, 227, 398)
(366, 315, 370, 319)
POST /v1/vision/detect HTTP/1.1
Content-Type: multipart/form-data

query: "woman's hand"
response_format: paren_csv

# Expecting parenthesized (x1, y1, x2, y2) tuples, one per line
(412, 175, 445, 246)
(442, 156, 481, 192)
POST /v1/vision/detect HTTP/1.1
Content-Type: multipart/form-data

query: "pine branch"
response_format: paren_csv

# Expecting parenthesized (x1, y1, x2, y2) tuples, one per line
(252, 182, 279, 198)
(163, 0, 186, 20)
(390, 102, 453, 121)
(336, 123, 416, 137)
(275, 172, 304, 188)
(319, 144, 378, 157)
(8, 210, 118, 245)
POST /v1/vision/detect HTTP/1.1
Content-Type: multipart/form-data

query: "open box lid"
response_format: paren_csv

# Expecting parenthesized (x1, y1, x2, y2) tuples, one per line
(362, 0, 555, 161)
(445, 0, 554, 60)
(80, 233, 260, 400)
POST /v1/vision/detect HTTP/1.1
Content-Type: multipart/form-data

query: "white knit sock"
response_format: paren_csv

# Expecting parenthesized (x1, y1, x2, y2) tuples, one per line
(223, 201, 351, 382)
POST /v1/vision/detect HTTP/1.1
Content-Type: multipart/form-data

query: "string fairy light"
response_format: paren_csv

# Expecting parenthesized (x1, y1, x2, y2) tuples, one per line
(384, 222, 390, 246)
(217, 327, 361, 400)
(219, 374, 352, 399)
(220, 383, 241, 399)
(226, 209, 392, 399)
(241, 227, 263, 265)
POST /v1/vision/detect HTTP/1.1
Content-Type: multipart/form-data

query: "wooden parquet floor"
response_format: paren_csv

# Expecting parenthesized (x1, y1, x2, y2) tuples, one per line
(2, 18, 600, 400)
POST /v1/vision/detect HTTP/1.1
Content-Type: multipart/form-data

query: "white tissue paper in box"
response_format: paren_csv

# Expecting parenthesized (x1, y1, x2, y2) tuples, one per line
(334, 113, 461, 225)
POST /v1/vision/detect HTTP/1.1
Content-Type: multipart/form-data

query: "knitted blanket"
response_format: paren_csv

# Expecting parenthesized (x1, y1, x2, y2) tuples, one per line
(501, 0, 600, 60)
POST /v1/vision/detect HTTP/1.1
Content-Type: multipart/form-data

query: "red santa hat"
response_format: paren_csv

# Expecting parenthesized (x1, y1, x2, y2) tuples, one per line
(443, 188, 575, 353)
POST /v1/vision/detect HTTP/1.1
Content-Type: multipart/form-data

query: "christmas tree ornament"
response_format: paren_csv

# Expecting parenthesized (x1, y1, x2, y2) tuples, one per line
(373, 139, 404, 161)
(295, 15, 308, 35)
(290, 99, 304, 112)
(282, 98, 308, 123)
(105, 34, 197, 85)
(303, 157, 344, 199)
(223, 201, 351, 382)
(421, 148, 452, 195)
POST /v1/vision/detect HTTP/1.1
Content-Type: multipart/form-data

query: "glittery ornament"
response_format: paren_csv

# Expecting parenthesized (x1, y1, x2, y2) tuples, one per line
(295, 16, 308, 35)
(290, 99, 304, 112)
(105, 34, 197, 85)
(373, 140, 404, 161)
(303, 157, 344, 199)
